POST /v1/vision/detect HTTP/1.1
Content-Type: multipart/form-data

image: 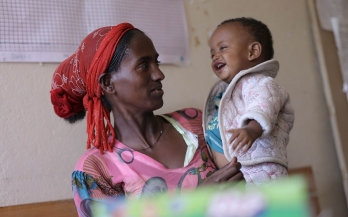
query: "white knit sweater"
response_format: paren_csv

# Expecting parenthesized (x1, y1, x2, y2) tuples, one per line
(203, 59, 294, 168)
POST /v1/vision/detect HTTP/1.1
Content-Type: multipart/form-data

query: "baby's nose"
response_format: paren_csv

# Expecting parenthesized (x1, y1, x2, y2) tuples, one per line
(213, 54, 220, 62)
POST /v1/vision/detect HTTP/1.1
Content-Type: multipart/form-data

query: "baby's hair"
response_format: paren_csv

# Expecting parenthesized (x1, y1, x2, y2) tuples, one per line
(65, 29, 142, 123)
(219, 17, 274, 61)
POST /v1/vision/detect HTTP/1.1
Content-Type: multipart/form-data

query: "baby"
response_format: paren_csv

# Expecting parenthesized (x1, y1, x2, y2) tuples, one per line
(203, 17, 294, 186)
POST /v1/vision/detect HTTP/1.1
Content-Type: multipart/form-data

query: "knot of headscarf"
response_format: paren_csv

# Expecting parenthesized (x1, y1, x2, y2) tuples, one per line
(50, 23, 135, 154)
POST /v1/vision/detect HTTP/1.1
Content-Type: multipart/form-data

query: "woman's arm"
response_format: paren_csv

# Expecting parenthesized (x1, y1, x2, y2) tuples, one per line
(72, 170, 125, 217)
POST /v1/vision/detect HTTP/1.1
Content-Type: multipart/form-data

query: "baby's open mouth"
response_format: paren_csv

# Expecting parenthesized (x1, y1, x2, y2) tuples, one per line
(214, 62, 226, 71)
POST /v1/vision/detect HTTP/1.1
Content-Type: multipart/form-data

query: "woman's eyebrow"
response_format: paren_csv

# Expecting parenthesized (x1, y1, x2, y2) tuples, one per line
(136, 54, 159, 63)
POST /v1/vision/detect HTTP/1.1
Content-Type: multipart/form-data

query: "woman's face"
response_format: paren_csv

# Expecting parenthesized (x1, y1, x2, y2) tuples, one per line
(110, 32, 165, 113)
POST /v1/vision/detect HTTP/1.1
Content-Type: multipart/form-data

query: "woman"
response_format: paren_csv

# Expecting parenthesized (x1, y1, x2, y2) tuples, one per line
(50, 23, 244, 216)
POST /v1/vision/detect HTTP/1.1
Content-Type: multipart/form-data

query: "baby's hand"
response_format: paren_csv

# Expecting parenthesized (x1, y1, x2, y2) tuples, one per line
(228, 120, 263, 153)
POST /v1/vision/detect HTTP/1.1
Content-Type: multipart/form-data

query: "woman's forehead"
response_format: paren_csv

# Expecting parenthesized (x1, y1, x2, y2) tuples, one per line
(127, 32, 157, 56)
(129, 31, 152, 46)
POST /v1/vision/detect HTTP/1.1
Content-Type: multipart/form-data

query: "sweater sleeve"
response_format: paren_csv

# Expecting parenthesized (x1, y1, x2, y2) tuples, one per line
(238, 74, 292, 137)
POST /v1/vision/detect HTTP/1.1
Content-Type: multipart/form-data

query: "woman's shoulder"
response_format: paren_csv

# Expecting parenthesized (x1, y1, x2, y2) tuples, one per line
(74, 147, 107, 171)
(163, 108, 202, 123)
(162, 108, 203, 134)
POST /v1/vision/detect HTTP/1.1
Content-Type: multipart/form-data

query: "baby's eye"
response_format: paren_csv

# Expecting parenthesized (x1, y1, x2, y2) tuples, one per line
(220, 46, 227, 51)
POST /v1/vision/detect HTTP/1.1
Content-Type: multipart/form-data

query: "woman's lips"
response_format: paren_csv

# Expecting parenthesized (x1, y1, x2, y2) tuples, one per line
(151, 85, 164, 96)
(151, 89, 164, 97)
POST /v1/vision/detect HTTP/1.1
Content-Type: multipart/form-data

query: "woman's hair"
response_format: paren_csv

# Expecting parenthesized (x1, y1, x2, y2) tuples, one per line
(65, 29, 140, 123)
(51, 23, 136, 153)
(219, 17, 274, 61)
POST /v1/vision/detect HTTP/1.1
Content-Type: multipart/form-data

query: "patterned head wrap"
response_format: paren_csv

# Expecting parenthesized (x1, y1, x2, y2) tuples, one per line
(50, 23, 135, 153)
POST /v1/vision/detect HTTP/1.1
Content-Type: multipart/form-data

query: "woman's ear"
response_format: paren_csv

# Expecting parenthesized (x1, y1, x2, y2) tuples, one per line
(248, 42, 262, 61)
(98, 73, 115, 94)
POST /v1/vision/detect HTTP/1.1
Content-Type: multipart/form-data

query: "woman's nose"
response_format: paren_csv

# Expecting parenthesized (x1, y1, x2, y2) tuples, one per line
(152, 66, 165, 81)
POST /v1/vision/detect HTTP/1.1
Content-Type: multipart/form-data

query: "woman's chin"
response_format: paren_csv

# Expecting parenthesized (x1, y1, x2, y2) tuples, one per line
(154, 101, 164, 111)
(147, 100, 164, 112)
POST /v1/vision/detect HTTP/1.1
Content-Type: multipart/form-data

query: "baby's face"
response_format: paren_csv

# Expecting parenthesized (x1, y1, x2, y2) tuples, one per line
(209, 22, 254, 83)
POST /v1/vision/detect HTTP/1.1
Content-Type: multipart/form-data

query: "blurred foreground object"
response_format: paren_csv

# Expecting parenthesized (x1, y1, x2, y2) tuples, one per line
(92, 177, 310, 217)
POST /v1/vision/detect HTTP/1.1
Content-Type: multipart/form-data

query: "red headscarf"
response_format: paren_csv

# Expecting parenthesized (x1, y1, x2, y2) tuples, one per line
(50, 23, 135, 153)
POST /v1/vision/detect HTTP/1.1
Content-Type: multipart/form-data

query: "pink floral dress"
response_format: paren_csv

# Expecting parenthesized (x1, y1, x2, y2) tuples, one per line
(72, 108, 217, 217)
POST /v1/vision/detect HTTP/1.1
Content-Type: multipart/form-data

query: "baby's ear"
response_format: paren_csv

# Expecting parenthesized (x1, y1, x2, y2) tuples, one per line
(248, 42, 262, 61)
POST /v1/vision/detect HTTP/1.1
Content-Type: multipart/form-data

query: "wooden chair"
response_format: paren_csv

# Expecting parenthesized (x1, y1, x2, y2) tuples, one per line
(289, 166, 320, 216)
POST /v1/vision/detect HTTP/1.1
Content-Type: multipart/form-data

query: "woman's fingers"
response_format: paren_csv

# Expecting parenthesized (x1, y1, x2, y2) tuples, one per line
(216, 157, 241, 180)
(231, 156, 237, 163)
(223, 158, 244, 181)
(199, 157, 244, 186)
(228, 171, 244, 182)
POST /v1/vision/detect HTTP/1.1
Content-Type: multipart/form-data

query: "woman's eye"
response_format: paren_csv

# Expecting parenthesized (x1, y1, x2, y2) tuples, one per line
(140, 62, 148, 69)
(156, 60, 161, 66)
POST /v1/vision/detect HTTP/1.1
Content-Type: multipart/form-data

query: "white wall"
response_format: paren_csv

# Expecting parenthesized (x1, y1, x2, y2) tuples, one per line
(0, 63, 86, 205)
(0, 0, 347, 216)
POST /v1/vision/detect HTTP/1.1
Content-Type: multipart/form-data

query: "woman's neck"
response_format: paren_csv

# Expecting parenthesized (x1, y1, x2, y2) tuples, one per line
(112, 110, 162, 150)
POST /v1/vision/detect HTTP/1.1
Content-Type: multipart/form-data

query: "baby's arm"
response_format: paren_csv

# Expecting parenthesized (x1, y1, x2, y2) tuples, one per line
(228, 75, 291, 153)
(211, 149, 230, 169)
(228, 120, 263, 153)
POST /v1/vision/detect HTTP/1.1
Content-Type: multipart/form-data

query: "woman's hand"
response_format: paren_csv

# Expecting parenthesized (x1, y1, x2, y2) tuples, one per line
(200, 157, 244, 186)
